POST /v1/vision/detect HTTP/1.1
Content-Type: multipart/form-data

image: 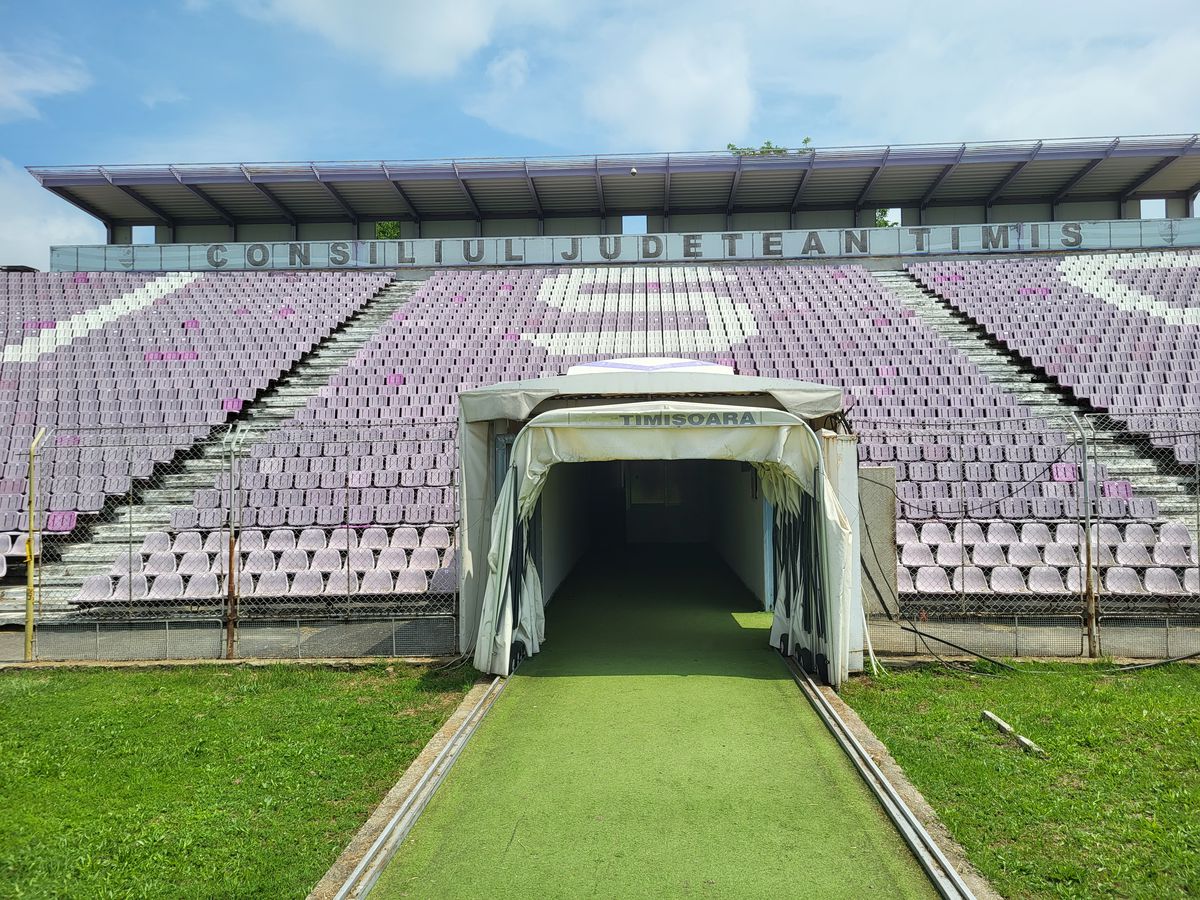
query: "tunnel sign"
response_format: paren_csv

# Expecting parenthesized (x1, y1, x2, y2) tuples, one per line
(616, 411, 760, 427)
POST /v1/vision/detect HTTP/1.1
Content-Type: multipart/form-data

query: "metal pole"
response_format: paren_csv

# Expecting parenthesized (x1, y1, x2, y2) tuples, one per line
(24, 428, 46, 662)
(1072, 414, 1098, 658)
(225, 428, 241, 660)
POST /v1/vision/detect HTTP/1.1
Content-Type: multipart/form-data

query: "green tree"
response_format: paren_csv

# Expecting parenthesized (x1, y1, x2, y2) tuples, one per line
(874, 209, 896, 227)
(376, 221, 402, 239)
(726, 137, 813, 156)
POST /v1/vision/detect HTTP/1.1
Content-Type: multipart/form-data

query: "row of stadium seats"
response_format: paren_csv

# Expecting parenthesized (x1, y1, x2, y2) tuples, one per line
(899, 565, 1199, 596)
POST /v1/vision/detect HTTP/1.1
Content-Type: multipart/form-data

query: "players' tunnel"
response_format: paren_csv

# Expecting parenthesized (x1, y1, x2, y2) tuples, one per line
(455, 366, 863, 687)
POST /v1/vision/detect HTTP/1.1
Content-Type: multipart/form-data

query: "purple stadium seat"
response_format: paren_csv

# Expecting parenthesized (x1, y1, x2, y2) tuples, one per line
(149, 574, 184, 600)
(113, 574, 150, 600)
(1104, 567, 1146, 595)
(1143, 568, 1185, 596)
(184, 573, 220, 600)
(1114, 543, 1153, 567)
(394, 569, 428, 594)
(989, 566, 1027, 594)
(1027, 566, 1068, 595)
(951, 566, 988, 593)
(360, 570, 394, 593)
(73, 574, 113, 605)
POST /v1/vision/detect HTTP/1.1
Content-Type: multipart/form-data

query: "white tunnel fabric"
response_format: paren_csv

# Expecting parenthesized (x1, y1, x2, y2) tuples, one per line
(471, 401, 854, 686)
(458, 371, 844, 425)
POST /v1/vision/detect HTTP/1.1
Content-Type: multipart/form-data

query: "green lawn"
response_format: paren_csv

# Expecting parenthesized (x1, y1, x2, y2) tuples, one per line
(842, 663, 1200, 899)
(0, 663, 476, 899)
(375, 549, 933, 899)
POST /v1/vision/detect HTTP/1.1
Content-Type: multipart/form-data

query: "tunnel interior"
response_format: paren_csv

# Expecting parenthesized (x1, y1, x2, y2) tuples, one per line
(534, 459, 772, 615)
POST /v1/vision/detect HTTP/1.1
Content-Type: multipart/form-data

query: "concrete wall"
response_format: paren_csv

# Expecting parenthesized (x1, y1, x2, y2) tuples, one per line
(858, 466, 897, 617)
(923, 205, 987, 225)
(989, 202, 1052, 222)
(539, 462, 596, 603)
(795, 209, 856, 228)
(710, 462, 767, 607)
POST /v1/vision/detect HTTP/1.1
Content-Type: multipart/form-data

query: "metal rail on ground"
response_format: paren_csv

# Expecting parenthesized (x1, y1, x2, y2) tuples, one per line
(785, 657, 976, 900)
(332, 675, 507, 900)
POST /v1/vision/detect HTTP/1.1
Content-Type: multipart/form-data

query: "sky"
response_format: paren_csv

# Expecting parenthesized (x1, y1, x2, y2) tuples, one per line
(1, 0, 1198, 267)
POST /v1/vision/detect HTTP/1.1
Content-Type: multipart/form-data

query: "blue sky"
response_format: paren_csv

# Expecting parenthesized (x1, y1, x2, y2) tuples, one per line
(2, 0, 1198, 266)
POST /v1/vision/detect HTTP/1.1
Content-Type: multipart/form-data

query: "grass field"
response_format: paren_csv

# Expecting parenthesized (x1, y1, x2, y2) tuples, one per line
(843, 662, 1200, 899)
(375, 548, 933, 899)
(0, 662, 475, 899)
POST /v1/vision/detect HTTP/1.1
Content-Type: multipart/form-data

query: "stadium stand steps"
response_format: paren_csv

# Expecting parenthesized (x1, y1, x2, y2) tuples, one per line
(1, 277, 424, 619)
(874, 269, 1198, 537)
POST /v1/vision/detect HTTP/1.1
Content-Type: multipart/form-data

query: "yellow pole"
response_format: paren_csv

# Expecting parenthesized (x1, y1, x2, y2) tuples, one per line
(25, 428, 46, 662)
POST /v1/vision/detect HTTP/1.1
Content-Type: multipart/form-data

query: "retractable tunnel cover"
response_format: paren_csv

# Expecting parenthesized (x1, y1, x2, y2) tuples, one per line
(465, 399, 855, 686)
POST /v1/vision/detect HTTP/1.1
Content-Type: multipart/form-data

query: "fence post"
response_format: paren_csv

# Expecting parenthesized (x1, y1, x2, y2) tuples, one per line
(225, 428, 239, 660)
(24, 428, 46, 662)
(1070, 414, 1098, 657)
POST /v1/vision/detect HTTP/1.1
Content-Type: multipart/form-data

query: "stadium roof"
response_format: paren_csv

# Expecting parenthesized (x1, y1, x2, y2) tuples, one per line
(28, 134, 1200, 228)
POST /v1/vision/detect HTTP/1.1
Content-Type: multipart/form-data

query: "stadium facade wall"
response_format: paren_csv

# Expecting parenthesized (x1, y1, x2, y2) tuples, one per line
(50, 218, 1200, 272)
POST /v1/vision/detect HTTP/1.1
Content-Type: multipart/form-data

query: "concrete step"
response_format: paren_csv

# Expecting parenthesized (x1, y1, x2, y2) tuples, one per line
(4, 279, 424, 618)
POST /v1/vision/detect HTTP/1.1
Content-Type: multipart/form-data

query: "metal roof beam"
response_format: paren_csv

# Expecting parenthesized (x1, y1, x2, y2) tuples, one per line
(523, 161, 543, 218)
(451, 162, 482, 220)
(663, 156, 671, 218)
(1119, 135, 1198, 202)
(986, 140, 1042, 206)
(100, 168, 174, 225)
(380, 164, 419, 220)
(594, 159, 607, 218)
(1052, 138, 1120, 205)
(919, 144, 966, 208)
(789, 151, 816, 211)
(312, 165, 359, 225)
(171, 167, 235, 227)
(241, 165, 296, 225)
(854, 148, 890, 209)
(46, 187, 112, 226)
(725, 156, 744, 215)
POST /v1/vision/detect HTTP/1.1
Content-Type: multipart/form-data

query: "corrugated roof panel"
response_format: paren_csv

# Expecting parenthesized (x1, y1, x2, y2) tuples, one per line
(197, 184, 278, 217)
(325, 182, 404, 216)
(67, 185, 150, 220)
(1079, 157, 1156, 192)
(268, 183, 344, 217)
(669, 173, 730, 208)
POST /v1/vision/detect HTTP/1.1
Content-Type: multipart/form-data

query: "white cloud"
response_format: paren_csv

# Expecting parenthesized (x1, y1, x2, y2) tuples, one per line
(581, 24, 753, 149)
(228, 0, 556, 78)
(485, 49, 530, 92)
(0, 47, 91, 122)
(141, 86, 187, 109)
(0, 159, 105, 270)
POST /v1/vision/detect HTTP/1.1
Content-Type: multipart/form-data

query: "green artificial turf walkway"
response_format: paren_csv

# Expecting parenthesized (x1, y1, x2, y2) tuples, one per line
(375, 546, 934, 899)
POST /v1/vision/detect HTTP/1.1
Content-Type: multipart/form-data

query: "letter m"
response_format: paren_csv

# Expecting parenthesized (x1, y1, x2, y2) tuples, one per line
(981, 225, 1010, 250)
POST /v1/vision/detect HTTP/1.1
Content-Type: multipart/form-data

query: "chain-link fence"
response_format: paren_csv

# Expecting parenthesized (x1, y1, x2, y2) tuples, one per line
(5, 420, 459, 661)
(7, 409, 1199, 663)
(858, 408, 1200, 660)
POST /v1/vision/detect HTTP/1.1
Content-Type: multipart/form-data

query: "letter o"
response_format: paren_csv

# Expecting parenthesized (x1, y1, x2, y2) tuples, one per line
(246, 243, 270, 267)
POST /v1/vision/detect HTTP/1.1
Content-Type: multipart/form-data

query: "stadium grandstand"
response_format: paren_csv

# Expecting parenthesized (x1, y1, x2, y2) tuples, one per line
(4, 132, 1200, 668)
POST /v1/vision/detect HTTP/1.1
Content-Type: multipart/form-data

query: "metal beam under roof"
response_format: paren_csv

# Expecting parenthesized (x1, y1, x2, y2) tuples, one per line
(380, 163, 419, 220)
(986, 141, 1042, 206)
(1119, 135, 1198, 202)
(920, 144, 966, 208)
(312, 164, 359, 224)
(523, 161, 543, 219)
(171, 167, 235, 227)
(1052, 138, 1120, 205)
(855, 147, 890, 209)
(241, 165, 296, 225)
(451, 161, 482, 220)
